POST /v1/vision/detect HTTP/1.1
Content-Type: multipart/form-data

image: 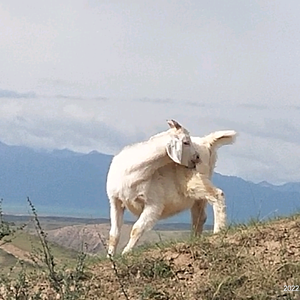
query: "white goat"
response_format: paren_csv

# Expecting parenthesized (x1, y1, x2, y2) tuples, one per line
(107, 128, 237, 256)
(106, 119, 200, 256)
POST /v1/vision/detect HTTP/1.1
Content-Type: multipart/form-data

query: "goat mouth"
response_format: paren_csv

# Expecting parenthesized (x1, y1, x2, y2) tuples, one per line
(193, 157, 201, 164)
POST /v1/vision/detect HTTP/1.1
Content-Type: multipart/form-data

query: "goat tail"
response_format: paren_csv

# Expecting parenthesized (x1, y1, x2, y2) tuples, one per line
(203, 130, 237, 151)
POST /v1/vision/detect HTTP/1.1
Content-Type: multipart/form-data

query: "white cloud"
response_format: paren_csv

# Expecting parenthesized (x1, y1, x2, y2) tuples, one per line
(0, 0, 299, 102)
(0, 97, 299, 185)
(1, 1, 300, 184)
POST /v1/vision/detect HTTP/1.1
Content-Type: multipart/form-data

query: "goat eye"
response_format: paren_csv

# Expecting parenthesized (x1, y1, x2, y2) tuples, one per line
(183, 141, 190, 146)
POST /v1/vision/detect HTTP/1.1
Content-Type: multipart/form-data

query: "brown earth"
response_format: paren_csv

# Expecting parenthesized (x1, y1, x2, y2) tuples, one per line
(86, 214, 300, 299)
(1, 214, 300, 299)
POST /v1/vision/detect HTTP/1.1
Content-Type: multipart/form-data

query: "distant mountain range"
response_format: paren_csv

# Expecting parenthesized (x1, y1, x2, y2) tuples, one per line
(0, 141, 299, 225)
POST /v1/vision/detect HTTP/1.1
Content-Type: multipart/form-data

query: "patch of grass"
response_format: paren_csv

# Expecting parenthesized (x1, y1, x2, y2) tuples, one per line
(93, 213, 300, 299)
(10, 231, 79, 266)
(141, 285, 171, 300)
(1, 197, 300, 299)
(118, 255, 174, 280)
(0, 198, 95, 300)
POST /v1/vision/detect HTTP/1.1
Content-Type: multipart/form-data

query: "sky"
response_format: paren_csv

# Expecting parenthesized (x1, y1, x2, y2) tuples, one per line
(1, 0, 300, 185)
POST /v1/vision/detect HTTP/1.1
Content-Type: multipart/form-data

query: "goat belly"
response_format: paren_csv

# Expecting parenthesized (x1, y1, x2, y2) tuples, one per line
(160, 198, 195, 219)
(124, 197, 145, 217)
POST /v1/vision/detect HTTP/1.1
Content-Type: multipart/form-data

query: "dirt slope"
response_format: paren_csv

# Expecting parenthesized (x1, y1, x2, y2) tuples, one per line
(0, 243, 35, 264)
(1, 214, 300, 299)
(88, 214, 300, 299)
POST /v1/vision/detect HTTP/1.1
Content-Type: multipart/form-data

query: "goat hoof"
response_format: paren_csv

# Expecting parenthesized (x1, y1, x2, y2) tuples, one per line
(107, 249, 115, 259)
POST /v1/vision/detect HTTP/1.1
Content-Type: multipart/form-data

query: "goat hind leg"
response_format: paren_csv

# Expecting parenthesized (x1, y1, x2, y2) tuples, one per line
(203, 184, 226, 233)
(108, 197, 124, 257)
(190, 199, 207, 236)
(191, 175, 226, 233)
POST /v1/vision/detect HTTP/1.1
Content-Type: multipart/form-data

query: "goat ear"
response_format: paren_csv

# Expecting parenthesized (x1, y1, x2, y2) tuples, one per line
(166, 138, 186, 166)
(167, 119, 182, 130)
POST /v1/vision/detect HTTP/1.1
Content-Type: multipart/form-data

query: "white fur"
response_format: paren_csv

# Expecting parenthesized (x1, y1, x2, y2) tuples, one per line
(106, 120, 199, 256)
(107, 129, 237, 256)
(120, 166, 226, 255)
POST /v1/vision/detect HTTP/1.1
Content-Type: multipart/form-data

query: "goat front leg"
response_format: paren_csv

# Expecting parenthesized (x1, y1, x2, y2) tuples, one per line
(122, 205, 162, 255)
(107, 197, 125, 257)
(202, 184, 226, 233)
(190, 199, 207, 236)
(198, 176, 226, 233)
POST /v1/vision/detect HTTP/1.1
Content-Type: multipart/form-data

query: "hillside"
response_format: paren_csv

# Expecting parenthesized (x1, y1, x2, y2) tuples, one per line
(1, 140, 300, 224)
(44, 223, 190, 255)
(0, 230, 80, 275)
(0, 214, 299, 299)
(0, 214, 196, 267)
(92, 214, 300, 299)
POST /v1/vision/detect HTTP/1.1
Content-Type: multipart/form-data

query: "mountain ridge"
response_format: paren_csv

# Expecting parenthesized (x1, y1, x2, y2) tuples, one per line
(1, 140, 299, 224)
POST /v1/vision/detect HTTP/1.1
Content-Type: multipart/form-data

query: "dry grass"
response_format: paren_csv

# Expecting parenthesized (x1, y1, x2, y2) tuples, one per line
(87, 213, 300, 300)
(1, 212, 300, 299)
